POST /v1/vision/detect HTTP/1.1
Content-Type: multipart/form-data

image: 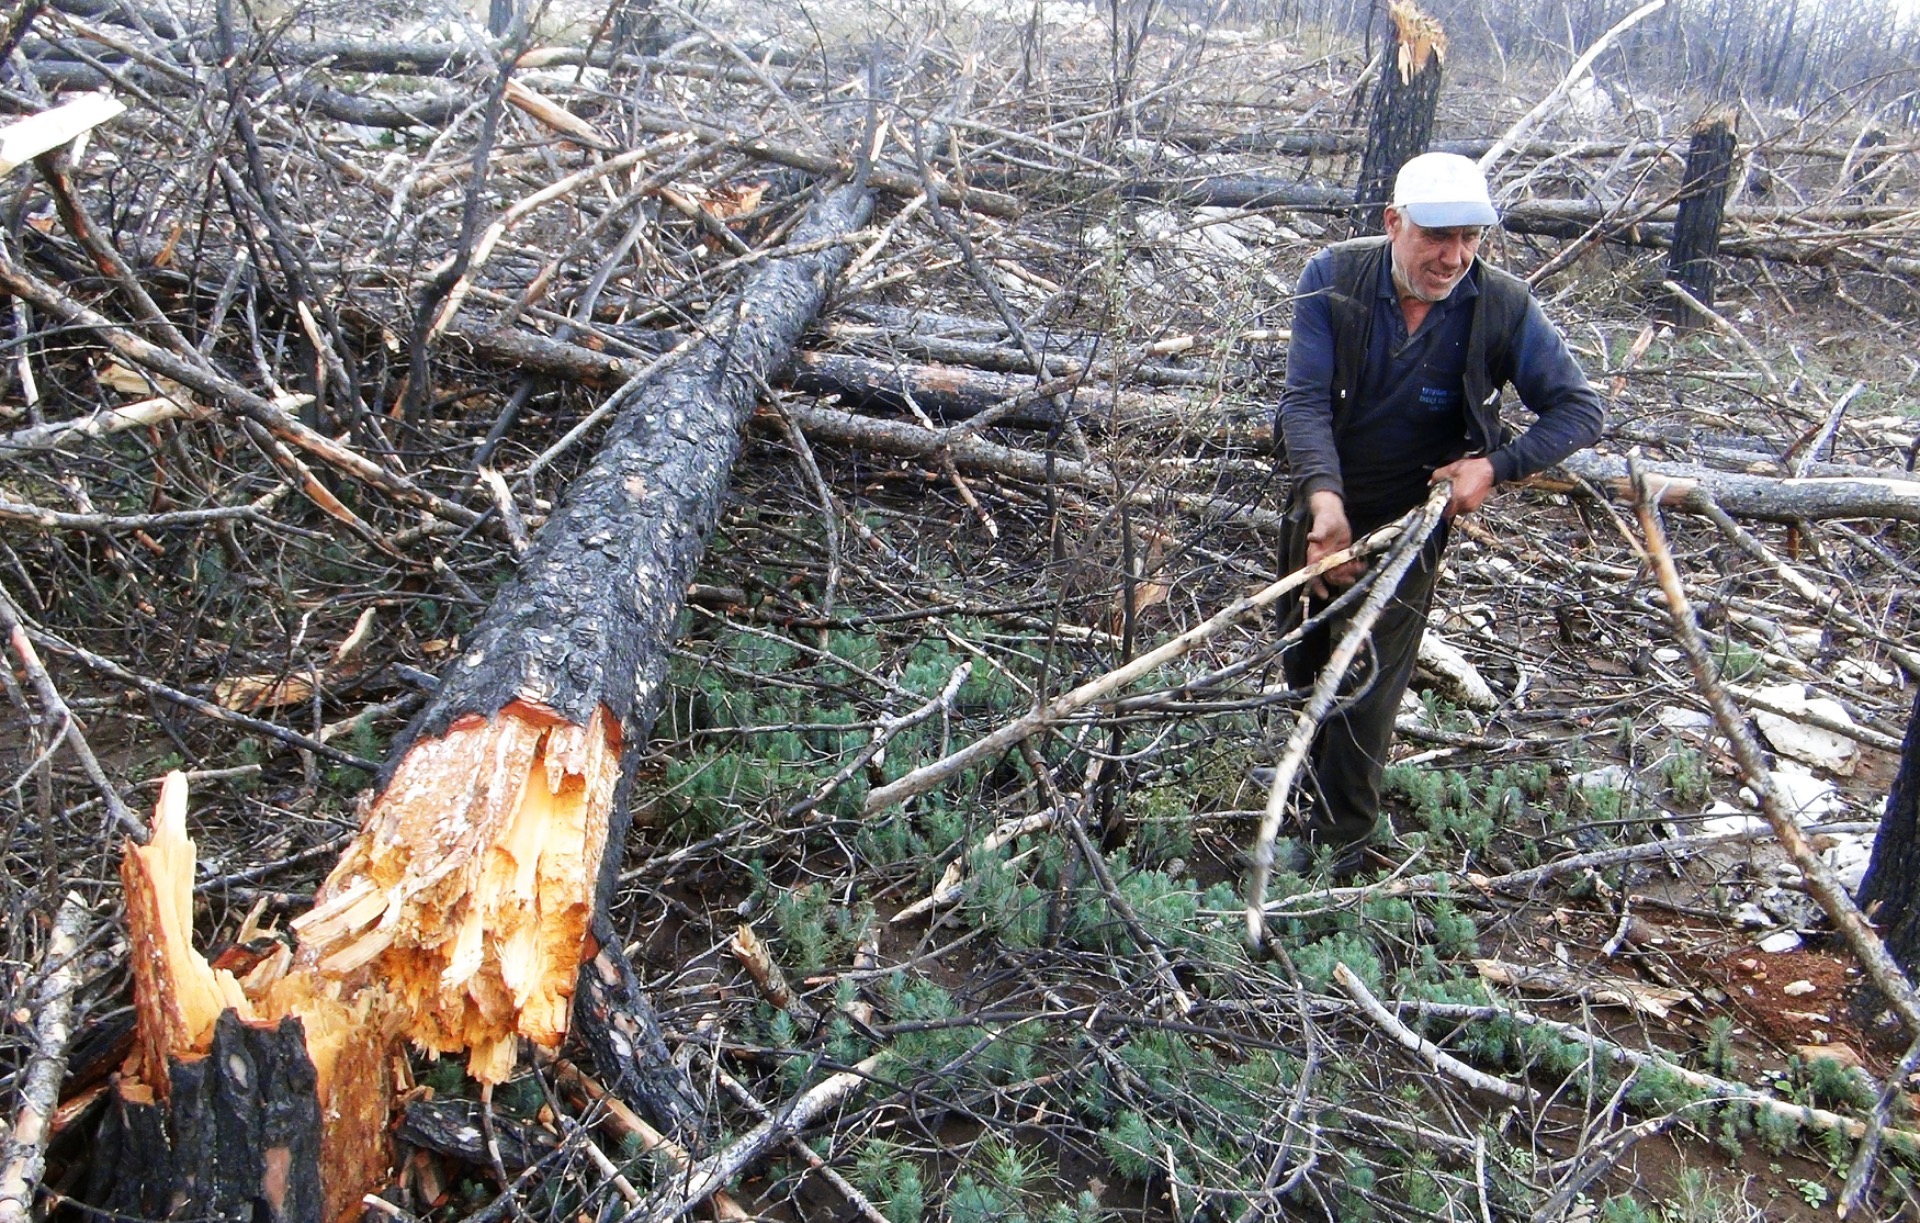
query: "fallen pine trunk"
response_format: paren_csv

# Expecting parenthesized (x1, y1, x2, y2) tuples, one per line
(90, 182, 874, 1222)
(779, 403, 1289, 534)
(1554, 449, 1920, 523)
(788, 350, 1203, 427)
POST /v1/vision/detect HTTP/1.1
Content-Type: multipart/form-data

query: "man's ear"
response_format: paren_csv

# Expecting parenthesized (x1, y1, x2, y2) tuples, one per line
(1382, 205, 1402, 238)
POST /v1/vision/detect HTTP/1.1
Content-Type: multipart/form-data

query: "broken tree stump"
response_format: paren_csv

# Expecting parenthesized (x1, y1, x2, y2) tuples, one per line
(90, 181, 875, 1220)
(1663, 109, 1737, 323)
(1354, 1, 1446, 234)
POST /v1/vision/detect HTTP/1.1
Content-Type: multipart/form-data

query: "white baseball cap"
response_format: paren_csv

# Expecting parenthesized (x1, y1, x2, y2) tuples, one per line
(1391, 152, 1498, 228)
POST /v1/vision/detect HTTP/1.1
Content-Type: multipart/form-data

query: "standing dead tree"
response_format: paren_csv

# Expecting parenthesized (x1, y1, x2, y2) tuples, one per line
(1354, 1, 1446, 233)
(1664, 109, 1739, 322)
(89, 181, 875, 1220)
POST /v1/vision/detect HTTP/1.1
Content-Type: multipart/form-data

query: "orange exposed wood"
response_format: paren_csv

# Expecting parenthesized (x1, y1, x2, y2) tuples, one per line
(1388, 1, 1447, 79)
(119, 703, 622, 1213)
(291, 703, 618, 1083)
(120, 773, 256, 1090)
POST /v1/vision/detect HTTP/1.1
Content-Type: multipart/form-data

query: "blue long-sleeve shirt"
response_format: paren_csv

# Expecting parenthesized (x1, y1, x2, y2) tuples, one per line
(1280, 245, 1603, 527)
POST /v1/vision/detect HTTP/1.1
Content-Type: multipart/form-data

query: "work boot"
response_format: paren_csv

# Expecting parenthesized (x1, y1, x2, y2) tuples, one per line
(1273, 836, 1369, 884)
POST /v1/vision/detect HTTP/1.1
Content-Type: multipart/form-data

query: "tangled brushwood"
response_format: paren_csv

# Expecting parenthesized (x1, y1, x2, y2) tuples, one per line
(1, 0, 1919, 1219)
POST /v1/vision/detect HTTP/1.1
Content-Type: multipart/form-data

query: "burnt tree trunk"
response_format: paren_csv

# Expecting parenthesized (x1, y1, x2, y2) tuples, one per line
(1858, 688, 1920, 982)
(91, 182, 875, 1222)
(1353, 2, 1446, 234)
(89, 1013, 325, 1223)
(1663, 110, 1738, 322)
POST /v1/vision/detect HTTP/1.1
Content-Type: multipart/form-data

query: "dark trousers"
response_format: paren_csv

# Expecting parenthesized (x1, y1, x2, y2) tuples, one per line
(1278, 507, 1450, 849)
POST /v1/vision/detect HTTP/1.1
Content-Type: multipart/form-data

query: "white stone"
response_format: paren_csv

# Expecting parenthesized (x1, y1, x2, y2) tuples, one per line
(1570, 764, 1632, 792)
(1657, 705, 1713, 732)
(1758, 930, 1804, 953)
(1699, 812, 1767, 837)
(1824, 833, 1874, 894)
(1752, 683, 1859, 775)
(1833, 657, 1895, 688)
(1741, 762, 1842, 823)
(1782, 980, 1817, 997)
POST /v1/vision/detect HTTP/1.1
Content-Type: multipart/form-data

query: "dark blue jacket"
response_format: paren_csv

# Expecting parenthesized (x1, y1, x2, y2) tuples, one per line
(1279, 236, 1605, 508)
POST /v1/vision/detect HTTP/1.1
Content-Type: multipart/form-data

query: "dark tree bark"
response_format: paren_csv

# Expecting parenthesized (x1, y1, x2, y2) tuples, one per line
(1858, 688, 1920, 976)
(89, 1014, 325, 1223)
(1353, 2, 1447, 234)
(1663, 110, 1738, 322)
(92, 182, 876, 1216)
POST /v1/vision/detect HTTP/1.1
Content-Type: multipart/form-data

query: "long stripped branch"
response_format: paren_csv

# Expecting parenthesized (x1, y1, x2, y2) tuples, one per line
(0, 893, 91, 1223)
(863, 517, 1418, 816)
(1244, 482, 1450, 950)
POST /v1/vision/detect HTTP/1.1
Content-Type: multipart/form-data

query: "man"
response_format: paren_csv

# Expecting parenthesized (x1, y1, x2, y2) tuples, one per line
(1273, 151, 1604, 876)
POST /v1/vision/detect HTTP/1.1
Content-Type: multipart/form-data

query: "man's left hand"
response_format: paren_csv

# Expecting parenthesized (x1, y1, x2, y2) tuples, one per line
(1430, 457, 1495, 518)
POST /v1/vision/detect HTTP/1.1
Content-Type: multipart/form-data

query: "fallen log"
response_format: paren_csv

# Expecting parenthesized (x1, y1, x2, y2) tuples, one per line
(441, 324, 1249, 433)
(89, 182, 875, 1221)
(780, 403, 1288, 534)
(1553, 449, 1920, 523)
(789, 350, 1204, 427)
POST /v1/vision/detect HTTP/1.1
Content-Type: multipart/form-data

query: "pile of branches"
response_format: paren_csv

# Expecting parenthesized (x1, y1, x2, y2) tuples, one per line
(2, 0, 1919, 1218)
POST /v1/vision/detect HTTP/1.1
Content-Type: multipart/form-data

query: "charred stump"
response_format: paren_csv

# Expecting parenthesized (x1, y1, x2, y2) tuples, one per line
(1663, 110, 1738, 323)
(1353, 1, 1446, 234)
(86, 181, 875, 1220)
(89, 1012, 325, 1223)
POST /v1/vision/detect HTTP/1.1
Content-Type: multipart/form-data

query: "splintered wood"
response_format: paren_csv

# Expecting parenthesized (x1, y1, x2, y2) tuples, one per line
(291, 700, 618, 1083)
(120, 773, 255, 1088)
(118, 702, 621, 1209)
(1389, 1, 1446, 79)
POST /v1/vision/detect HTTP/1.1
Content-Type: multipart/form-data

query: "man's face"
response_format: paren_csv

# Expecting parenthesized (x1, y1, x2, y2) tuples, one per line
(1384, 207, 1484, 303)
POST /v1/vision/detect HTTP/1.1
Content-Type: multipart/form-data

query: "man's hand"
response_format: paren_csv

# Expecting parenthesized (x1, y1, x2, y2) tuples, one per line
(1305, 490, 1365, 598)
(1430, 456, 1496, 518)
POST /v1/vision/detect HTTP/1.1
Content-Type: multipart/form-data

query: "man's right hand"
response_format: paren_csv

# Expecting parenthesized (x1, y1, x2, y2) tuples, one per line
(1305, 491, 1365, 598)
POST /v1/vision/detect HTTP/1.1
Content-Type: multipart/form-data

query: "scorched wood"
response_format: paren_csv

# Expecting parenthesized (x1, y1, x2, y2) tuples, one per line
(94, 182, 874, 1222)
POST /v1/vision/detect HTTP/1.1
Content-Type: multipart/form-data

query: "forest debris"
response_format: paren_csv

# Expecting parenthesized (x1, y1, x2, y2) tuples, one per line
(892, 810, 1057, 923)
(0, 92, 124, 175)
(1415, 629, 1497, 709)
(1473, 959, 1691, 1019)
(1334, 963, 1536, 1104)
(729, 923, 820, 1027)
(1552, 450, 1920, 523)
(866, 513, 1416, 818)
(628, 1054, 883, 1223)
(1643, 468, 1920, 1038)
(502, 79, 611, 149)
(0, 894, 90, 1223)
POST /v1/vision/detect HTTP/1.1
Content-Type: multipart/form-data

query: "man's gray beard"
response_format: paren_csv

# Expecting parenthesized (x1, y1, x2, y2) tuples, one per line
(1390, 252, 1457, 304)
